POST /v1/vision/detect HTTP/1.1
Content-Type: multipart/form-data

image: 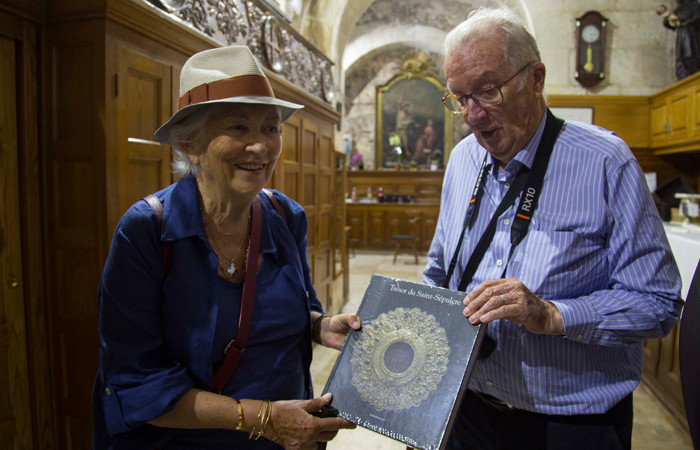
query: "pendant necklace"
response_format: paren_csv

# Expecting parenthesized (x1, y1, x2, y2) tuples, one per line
(203, 210, 251, 279)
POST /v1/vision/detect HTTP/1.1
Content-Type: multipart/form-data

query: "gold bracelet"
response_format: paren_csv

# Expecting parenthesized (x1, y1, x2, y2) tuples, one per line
(248, 400, 272, 440)
(234, 400, 243, 431)
(260, 400, 272, 437)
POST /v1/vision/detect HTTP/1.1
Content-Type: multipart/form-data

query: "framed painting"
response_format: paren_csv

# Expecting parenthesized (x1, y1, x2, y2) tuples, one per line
(375, 58, 453, 169)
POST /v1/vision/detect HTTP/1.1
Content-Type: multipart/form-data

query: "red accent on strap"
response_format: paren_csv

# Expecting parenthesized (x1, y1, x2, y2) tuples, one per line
(212, 196, 263, 394)
(178, 75, 275, 109)
(516, 213, 531, 220)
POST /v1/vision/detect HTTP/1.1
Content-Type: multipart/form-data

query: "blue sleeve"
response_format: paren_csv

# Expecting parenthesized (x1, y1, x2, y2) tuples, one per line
(96, 201, 193, 437)
(554, 157, 683, 345)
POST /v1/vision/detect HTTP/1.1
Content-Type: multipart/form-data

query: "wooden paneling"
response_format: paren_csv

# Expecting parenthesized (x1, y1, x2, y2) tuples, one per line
(43, 21, 106, 449)
(41, 15, 186, 449)
(546, 94, 650, 148)
(279, 114, 301, 199)
(547, 94, 698, 188)
(346, 170, 444, 203)
(345, 171, 442, 252)
(0, 33, 33, 450)
(314, 123, 334, 312)
(115, 45, 173, 221)
(2, 8, 54, 449)
(333, 153, 348, 314)
(277, 112, 338, 313)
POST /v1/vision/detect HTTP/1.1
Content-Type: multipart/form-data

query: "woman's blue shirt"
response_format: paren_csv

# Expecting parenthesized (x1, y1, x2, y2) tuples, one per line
(92, 175, 322, 449)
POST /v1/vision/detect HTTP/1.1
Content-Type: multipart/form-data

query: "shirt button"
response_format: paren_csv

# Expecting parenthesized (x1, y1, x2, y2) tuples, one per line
(496, 259, 503, 266)
(504, 182, 510, 188)
(503, 219, 510, 225)
(487, 380, 494, 386)
(105, 388, 111, 395)
(576, 335, 583, 341)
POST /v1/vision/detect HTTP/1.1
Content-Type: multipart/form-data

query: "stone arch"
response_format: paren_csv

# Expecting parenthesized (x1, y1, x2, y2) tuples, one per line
(342, 25, 447, 73)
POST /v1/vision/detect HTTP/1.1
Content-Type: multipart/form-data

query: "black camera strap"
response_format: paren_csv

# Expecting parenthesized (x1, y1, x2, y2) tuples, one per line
(443, 109, 564, 291)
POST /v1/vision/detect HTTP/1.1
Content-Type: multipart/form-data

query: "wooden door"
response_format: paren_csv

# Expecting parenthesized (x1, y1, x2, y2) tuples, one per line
(300, 118, 319, 304)
(0, 33, 33, 450)
(314, 123, 334, 311)
(278, 114, 302, 198)
(113, 45, 173, 227)
(668, 88, 692, 145)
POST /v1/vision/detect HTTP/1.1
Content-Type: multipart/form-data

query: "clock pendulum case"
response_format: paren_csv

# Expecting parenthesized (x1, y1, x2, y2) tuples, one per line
(575, 11, 608, 88)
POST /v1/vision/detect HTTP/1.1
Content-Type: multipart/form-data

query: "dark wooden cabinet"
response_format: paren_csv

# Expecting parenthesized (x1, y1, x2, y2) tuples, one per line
(277, 110, 338, 313)
(346, 203, 440, 251)
(2, 0, 344, 448)
(345, 170, 442, 251)
(0, 10, 35, 449)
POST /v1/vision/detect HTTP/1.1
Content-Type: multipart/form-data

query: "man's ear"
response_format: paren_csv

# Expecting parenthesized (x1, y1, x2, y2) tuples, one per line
(531, 62, 546, 95)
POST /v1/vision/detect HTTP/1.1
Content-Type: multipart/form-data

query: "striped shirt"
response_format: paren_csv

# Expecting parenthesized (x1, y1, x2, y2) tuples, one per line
(424, 111, 683, 415)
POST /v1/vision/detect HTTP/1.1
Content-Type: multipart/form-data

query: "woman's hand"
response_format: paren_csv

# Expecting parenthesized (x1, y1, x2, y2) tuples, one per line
(314, 313, 361, 350)
(263, 393, 356, 450)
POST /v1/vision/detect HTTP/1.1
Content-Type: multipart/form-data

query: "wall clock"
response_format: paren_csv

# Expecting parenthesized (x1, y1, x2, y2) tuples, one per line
(575, 11, 608, 88)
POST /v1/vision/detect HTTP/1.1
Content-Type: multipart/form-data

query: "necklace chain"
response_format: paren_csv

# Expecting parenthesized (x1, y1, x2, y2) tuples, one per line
(202, 210, 251, 279)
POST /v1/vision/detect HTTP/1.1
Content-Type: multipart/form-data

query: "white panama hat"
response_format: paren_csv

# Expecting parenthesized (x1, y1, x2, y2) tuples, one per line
(154, 45, 303, 144)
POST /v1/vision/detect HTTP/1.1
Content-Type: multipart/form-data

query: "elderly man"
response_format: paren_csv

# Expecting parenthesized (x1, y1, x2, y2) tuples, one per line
(423, 7, 683, 450)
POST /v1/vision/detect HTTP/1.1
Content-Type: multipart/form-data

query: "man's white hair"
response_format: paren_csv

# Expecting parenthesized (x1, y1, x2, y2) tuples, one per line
(444, 6, 541, 74)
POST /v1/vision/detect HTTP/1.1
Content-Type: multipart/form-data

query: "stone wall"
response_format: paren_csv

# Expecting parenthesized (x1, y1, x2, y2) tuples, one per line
(320, 0, 678, 165)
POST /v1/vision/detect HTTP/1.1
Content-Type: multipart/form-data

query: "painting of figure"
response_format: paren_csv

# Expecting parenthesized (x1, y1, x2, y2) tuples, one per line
(377, 76, 447, 169)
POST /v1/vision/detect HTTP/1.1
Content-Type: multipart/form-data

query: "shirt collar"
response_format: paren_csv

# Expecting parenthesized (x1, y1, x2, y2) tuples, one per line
(489, 110, 547, 177)
(162, 175, 276, 254)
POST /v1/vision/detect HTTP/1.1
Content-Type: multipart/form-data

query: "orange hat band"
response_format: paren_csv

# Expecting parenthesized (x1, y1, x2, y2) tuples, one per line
(177, 74, 275, 109)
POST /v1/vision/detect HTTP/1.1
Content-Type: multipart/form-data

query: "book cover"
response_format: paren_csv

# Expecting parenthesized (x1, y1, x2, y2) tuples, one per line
(321, 274, 486, 450)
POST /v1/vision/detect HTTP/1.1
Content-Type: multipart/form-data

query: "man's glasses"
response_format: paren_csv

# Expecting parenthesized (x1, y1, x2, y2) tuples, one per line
(442, 62, 533, 114)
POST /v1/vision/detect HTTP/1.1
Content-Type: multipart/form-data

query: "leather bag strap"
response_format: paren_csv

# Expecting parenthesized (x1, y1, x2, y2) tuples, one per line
(212, 195, 262, 394)
(143, 194, 173, 273)
(263, 188, 287, 223)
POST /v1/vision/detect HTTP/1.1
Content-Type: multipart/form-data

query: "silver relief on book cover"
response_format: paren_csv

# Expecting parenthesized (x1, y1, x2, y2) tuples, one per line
(350, 307, 450, 411)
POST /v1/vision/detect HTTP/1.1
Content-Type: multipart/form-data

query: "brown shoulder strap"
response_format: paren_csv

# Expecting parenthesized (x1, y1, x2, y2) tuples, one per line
(143, 194, 173, 274)
(212, 196, 263, 393)
(263, 189, 287, 224)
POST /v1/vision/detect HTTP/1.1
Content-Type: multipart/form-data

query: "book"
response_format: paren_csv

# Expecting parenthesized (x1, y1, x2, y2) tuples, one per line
(321, 274, 486, 450)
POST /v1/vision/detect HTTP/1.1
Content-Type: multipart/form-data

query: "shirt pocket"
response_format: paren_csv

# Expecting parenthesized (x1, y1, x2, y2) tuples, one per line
(512, 227, 608, 299)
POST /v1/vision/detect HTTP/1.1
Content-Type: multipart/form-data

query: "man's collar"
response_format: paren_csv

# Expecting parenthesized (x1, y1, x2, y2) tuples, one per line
(489, 110, 548, 175)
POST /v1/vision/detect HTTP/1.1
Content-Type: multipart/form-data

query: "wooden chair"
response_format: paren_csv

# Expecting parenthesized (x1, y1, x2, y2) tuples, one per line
(391, 217, 419, 264)
(679, 260, 700, 449)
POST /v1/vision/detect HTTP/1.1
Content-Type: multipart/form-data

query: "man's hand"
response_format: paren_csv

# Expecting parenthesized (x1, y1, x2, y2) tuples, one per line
(463, 277, 564, 336)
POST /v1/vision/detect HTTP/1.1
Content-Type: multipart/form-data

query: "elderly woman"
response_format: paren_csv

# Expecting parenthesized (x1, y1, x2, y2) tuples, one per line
(92, 46, 359, 449)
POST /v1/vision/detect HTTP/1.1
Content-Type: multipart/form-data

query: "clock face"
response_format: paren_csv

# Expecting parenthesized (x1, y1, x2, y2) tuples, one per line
(581, 24, 600, 43)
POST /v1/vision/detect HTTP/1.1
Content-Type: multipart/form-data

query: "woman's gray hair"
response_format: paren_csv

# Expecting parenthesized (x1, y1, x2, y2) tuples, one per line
(169, 107, 214, 177)
(444, 7, 541, 72)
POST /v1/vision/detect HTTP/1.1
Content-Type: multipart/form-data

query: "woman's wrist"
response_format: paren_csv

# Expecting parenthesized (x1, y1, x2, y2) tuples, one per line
(312, 313, 326, 344)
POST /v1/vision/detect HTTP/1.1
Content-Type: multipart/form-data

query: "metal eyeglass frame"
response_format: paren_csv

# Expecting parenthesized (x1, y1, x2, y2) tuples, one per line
(442, 62, 533, 114)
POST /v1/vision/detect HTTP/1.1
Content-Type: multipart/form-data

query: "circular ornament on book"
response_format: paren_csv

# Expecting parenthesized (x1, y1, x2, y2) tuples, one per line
(350, 307, 449, 411)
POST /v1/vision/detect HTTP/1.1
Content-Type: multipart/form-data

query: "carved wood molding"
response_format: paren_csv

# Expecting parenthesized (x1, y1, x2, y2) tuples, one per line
(149, 0, 335, 105)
